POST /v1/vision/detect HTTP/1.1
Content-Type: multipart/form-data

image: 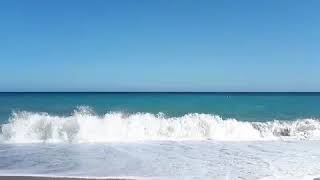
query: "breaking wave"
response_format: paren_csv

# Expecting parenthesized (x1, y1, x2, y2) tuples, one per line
(1, 107, 320, 143)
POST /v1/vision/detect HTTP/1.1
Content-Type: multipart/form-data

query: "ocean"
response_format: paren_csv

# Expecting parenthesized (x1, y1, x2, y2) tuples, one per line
(0, 92, 320, 179)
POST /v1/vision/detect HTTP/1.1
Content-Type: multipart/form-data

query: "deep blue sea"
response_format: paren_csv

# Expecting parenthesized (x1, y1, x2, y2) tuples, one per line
(1, 92, 320, 179)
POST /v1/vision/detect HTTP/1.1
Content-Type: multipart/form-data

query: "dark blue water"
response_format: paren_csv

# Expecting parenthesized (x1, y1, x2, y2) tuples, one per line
(1, 92, 320, 123)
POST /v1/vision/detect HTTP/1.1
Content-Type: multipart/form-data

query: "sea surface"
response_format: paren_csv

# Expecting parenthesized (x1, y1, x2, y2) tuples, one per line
(0, 92, 320, 179)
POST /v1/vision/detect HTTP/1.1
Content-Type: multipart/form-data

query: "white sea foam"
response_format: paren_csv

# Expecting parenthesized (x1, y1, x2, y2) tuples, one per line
(1, 107, 320, 143)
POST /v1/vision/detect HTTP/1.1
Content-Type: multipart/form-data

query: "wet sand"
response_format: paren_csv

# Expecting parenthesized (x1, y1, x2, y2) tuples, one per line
(0, 176, 134, 180)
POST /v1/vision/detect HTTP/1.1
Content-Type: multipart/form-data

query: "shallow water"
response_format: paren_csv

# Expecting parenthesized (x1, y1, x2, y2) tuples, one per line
(0, 141, 320, 179)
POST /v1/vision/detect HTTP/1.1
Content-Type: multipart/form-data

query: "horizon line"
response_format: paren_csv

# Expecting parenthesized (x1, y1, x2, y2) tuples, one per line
(1, 91, 320, 93)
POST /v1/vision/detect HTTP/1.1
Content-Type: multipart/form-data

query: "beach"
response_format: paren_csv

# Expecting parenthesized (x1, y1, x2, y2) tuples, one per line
(0, 176, 133, 180)
(1, 140, 320, 179)
(1, 93, 320, 179)
(1, 0, 319, 178)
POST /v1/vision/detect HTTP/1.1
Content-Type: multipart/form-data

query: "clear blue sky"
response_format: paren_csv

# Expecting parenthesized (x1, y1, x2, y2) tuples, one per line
(1, 0, 319, 92)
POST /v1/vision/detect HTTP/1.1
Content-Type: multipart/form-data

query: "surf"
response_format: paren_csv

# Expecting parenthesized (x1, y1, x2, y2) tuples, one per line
(1, 107, 320, 143)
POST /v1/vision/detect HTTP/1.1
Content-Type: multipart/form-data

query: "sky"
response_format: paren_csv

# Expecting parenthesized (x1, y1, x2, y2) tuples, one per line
(0, 0, 320, 92)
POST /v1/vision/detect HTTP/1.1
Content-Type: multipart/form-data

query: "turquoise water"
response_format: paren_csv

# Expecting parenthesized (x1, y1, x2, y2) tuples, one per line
(1, 92, 320, 123)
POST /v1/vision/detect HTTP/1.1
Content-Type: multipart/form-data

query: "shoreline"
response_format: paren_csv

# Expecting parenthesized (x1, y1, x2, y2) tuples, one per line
(0, 176, 136, 180)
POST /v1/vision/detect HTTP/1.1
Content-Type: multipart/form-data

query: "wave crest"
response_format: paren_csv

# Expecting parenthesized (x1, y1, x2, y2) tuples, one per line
(1, 108, 320, 143)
